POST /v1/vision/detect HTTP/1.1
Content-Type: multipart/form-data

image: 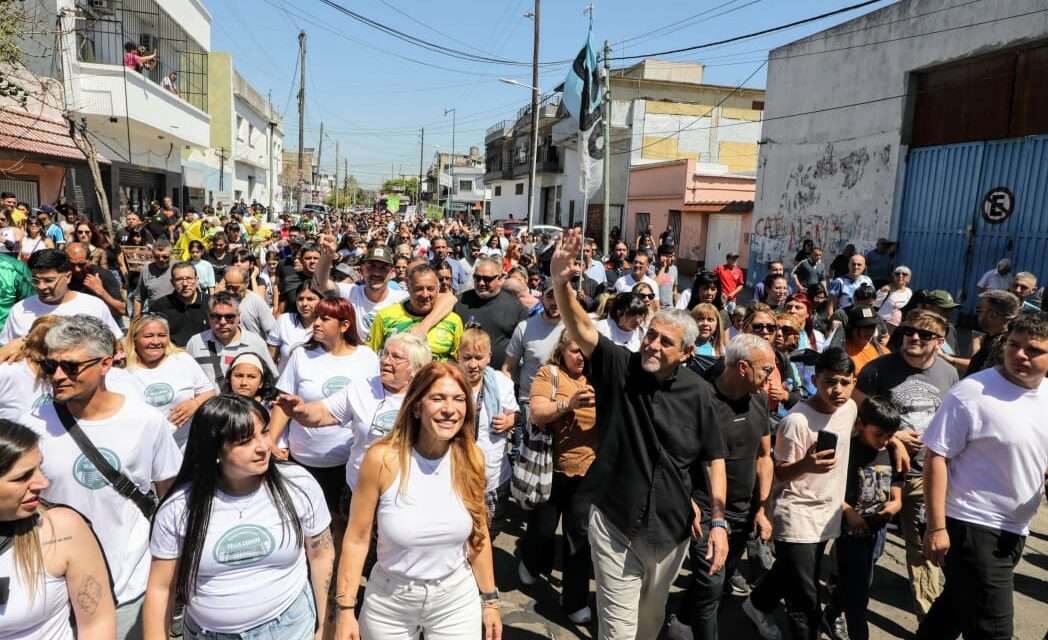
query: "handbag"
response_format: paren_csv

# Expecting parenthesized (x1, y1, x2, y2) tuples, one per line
(54, 403, 158, 519)
(510, 365, 557, 511)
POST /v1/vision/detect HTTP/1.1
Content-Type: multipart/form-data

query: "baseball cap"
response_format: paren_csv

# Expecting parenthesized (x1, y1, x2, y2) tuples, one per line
(846, 305, 879, 328)
(726, 251, 740, 258)
(333, 263, 356, 278)
(923, 289, 959, 309)
(363, 245, 393, 265)
(657, 243, 675, 257)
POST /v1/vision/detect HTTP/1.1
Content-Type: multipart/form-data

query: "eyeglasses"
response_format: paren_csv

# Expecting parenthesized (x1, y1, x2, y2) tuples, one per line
(473, 274, 500, 284)
(637, 293, 655, 301)
(749, 323, 777, 333)
(898, 325, 941, 341)
(777, 326, 799, 336)
(893, 271, 909, 276)
(40, 356, 104, 377)
(76, 229, 92, 235)
(209, 312, 238, 323)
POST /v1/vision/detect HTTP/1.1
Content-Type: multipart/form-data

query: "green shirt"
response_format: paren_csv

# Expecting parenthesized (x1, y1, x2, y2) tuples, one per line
(368, 303, 463, 361)
(0, 254, 33, 327)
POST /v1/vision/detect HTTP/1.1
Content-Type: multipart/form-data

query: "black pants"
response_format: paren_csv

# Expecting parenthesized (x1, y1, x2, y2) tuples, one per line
(291, 457, 346, 520)
(678, 518, 751, 640)
(916, 518, 1025, 640)
(519, 472, 592, 613)
(823, 527, 887, 640)
(749, 539, 828, 640)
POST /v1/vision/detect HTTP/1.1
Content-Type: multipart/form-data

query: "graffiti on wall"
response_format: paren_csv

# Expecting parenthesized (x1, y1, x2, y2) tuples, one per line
(751, 142, 892, 265)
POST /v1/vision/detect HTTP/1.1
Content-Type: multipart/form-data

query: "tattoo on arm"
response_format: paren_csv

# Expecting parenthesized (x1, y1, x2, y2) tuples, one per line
(76, 575, 103, 616)
(41, 535, 73, 545)
(309, 529, 334, 552)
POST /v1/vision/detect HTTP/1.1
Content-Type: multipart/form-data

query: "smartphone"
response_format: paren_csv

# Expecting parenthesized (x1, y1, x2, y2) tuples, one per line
(816, 430, 838, 453)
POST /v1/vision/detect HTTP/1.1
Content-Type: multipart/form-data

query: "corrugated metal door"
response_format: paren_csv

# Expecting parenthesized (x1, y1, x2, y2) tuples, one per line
(896, 134, 1048, 312)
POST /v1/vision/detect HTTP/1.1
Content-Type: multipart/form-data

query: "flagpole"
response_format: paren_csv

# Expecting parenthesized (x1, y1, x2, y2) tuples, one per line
(579, 128, 588, 290)
(602, 39, 612, 258)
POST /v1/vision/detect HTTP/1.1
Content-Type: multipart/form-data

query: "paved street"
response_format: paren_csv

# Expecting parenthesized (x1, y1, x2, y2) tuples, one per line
(493, 503, 1048, 640)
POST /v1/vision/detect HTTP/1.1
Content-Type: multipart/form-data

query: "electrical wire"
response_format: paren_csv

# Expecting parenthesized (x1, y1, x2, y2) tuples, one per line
(618, 0, 766, 49)
(609, 0, 884, 61)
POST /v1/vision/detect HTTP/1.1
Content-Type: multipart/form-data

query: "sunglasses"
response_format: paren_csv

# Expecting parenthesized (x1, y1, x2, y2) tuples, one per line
(473, 274, 500, 284)
(209, 312, 238, 323)
(40, 356, 104, 377)
(898, 325, 941, 341)
(777, 326, 799, 336)
(749, 322, 777, 333)
(637, 293, 655, 301)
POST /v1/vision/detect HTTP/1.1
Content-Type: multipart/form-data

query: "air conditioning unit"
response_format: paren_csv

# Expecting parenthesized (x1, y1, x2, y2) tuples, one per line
(85, 0, 115, 14)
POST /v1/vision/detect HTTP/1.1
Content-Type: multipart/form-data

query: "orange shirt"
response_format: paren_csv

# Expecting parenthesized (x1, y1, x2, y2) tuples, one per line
(530, 365, 598, 477)
(847, 340, 883, 374)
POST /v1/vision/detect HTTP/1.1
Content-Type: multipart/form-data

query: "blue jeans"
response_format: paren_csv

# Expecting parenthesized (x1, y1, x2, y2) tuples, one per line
(825, 527, 887, 640)
(183, 587, 316, 639)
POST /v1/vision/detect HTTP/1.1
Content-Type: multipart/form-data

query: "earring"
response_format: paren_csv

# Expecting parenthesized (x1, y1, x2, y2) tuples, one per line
(215, 458, 220, 464)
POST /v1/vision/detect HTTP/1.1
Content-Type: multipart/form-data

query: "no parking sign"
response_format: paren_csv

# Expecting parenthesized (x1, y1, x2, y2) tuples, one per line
(982, 187, 1014, 224)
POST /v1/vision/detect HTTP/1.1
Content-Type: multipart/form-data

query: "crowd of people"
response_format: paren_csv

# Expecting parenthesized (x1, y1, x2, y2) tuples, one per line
(0, 193, 1043, 640)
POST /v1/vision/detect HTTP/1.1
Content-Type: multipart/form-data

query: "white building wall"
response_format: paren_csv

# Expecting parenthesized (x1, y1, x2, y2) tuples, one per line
(751, 0, 1048, 273)
(488, 179, 528, 221)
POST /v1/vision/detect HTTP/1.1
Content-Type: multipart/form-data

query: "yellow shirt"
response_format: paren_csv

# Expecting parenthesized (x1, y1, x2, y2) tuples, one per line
(368, 303, 463, 361)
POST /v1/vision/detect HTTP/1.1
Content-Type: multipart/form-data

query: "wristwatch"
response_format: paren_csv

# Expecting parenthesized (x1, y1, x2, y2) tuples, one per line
(710, 518, 731, 534)
(480, 589, 500, 603)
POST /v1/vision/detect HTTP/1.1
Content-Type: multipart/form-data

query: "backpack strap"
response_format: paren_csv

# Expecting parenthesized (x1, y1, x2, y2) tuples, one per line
(54, 404, 156, 519)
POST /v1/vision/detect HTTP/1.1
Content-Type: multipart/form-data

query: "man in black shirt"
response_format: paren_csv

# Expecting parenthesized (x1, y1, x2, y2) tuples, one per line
(149, 261, 210, 347)
(963, 289, 1020, 377)
(551, 229, 728, 640)
(669, 333, 774, 640)
(453, 256, 528, 370)
(66, 243, 125, 327)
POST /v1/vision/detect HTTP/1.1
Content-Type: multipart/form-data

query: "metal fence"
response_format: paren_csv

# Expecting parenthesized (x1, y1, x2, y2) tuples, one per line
(74, 0, 207, 113)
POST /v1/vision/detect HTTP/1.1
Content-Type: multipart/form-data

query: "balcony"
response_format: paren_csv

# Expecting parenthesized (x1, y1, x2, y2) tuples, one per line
(486, 119, 513, 142)
(67, 0, 210, 148)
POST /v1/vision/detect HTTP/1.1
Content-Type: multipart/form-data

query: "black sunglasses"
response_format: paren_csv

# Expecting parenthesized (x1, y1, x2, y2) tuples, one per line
(777, 326, 799, 336)
(209, 312, 238, 323)
(898, 325, 941, 341)
(40, 356, 104, 377)
(637, 293, 655, 301)
(749, 322, 777, 333)
(473, 274, 500, 284)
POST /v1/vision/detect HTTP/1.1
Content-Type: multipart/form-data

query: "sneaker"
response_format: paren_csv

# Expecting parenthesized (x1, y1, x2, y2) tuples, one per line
(820, 609, 850, 640)
(742, 597, 783, 640)
(729, 572, 752, 596)
(567, 606, 592, 625)
(517, 560, 537, 586)
(662, 614, 694, 640)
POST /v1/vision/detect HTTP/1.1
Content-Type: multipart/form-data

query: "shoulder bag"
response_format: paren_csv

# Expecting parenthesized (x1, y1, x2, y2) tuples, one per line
(510, 365, 557, 510)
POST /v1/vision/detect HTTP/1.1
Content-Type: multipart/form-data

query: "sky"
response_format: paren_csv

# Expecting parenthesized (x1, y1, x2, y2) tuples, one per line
(204, 0, 895, 188)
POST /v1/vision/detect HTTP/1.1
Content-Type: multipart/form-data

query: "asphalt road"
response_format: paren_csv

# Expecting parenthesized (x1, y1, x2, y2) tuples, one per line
(493, 502, 1048, 640)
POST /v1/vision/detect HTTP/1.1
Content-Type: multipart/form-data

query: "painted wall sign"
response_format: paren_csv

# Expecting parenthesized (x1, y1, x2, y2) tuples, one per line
(982, 187, 1014, 224)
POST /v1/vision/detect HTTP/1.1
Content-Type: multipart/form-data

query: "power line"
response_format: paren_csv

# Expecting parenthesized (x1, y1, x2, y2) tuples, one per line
(619, 0, 765, 48)
(609, 0, 884, 61)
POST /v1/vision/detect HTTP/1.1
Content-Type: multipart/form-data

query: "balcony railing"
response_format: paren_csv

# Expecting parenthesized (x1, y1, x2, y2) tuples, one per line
(74, 0, 208, 113)
(486, 119, 513, 138)
(516, 93, 562, 122)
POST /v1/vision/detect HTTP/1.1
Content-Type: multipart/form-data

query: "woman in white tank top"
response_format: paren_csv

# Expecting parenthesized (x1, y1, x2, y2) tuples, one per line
(0, 420, 116, 640)
(334, 361, 502, 640)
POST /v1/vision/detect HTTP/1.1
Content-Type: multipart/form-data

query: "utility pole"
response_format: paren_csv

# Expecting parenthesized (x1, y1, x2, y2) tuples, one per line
(334, 140, 340, 210)
(602, 39, 612, 256)
(267, 90, 275, 217)
(295, 31, 306, 215)
(347, 158, 354, 208)
(315, 121, 324, 204)
(418, 127, 425, 211)
(445, 108, 456, 219)
(526, 0, 540, 231)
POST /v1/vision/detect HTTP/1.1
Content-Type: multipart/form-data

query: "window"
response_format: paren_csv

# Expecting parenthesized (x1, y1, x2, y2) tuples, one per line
(568, 199, 575, 227)
(236, 116, 244, 142)
(669, 210, 682, 247)
(635, 212, 650, 244)
(248, 123, 255, 148)
(494, 186, 502, 197)
(459, 180, 473, 192)
(515, 183, 524, 195)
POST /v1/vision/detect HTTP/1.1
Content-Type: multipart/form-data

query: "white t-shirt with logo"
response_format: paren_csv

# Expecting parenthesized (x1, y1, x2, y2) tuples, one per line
(24, 396, 182, 604)
(474, 372, 519, 493)
(337, 283, 409, 342)
(0, 292, 124, 344)
(150, 464, 330, 633)
(276, 345, 380, 467)
(323, 376, 405, 491)
(266, 314, 313, 369)
(0, 360, 147, 421)
(128, 352, 213, 446)
(922, 368, 1048, 536)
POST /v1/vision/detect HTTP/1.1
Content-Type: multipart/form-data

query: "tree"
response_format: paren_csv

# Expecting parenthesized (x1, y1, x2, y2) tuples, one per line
(381, 177, 418, 199)
(325, 174, 362, 208)
(0, 4, 28, 108)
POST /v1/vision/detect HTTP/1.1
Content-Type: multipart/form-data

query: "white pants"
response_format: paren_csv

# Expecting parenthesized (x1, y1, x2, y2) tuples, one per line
(589, 506, 690, 640)
(360, 562, 481, 639)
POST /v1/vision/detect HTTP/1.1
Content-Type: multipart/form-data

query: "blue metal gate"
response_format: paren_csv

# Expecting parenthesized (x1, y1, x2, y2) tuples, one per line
(896, 135, 1048, 313)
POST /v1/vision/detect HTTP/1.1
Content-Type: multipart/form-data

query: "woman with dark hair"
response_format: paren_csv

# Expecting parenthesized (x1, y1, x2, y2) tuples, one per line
(143, 395, 335, 639)
(334, 362, 501, 640)
(518, 332, 597, 624)
(231, 248, 267, 298)
(187, 240, 216, 293)
(266, 282, 323, 369)
(222, 352, 280, 408)
(18, 217, 52, 262)
(595, 293, 648, 352)
(269, 297, 378, 553)
(807, 283, 833, 335)
(678, 270, 728, 322)
(223, 222, 246, 252)
(0, 419, 116, 639)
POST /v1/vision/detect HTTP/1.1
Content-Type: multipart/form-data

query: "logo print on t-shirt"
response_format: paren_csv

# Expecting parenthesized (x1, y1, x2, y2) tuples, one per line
(73, 448, 122, 490)
(144, 383, 175, 407)
(322, 376, 351, 397)
(32, 393, 53, 411)
(213, 524, 276, 566)
(368, 408, 398, 439)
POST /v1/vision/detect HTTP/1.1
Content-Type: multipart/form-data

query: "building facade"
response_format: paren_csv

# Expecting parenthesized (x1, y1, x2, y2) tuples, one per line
(425, 148, 488, 219)
(749, 0, 1048, 311)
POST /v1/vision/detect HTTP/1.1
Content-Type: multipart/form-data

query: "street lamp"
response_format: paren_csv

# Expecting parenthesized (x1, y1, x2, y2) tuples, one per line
(499, 75, 540, 233)
(499, 78, 539, 91)
(444, 108, 456, 220)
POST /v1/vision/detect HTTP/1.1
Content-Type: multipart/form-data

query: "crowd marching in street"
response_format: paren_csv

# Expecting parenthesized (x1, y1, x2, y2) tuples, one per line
(0, 193, 1043, 640)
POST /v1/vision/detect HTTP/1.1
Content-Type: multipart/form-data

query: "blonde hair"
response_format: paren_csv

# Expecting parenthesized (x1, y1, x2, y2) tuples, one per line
(124, 314, 182, 369)
(690, 303, 728, 356)
(458, 326, 491, 355)
(378, 362, 487, 552)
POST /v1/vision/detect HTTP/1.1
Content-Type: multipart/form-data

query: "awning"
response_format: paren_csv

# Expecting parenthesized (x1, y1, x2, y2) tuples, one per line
(0, 107, 109, 164)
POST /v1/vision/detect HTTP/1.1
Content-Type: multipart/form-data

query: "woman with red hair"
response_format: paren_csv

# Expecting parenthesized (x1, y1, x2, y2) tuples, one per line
(335, 361, 502, 640)
(784, 292, 826, 352)
(268, 297, 379, 577)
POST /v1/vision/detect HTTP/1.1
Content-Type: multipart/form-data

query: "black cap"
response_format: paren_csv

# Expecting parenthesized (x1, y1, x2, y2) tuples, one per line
(846, 305, 879, 328)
